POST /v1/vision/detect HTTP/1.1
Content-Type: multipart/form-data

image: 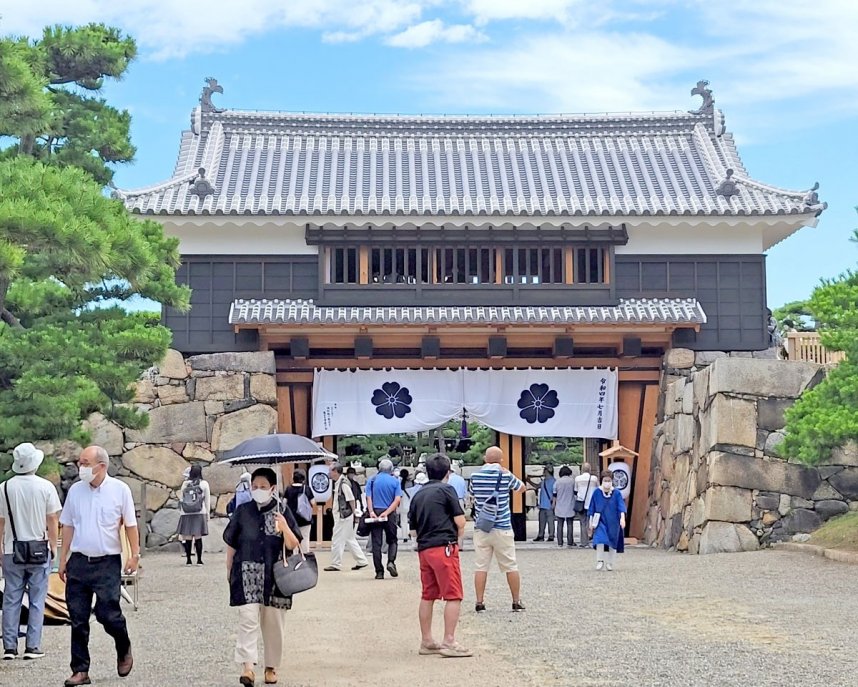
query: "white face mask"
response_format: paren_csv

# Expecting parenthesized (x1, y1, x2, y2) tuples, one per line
(601, 480, 613, 492)
(79, 466, 97, 484)
(251, 488, 274, 505)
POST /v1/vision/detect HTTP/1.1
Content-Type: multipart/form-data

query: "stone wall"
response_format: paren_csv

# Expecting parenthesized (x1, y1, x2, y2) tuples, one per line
(40, 349, 279, 549)
(646, 353, 858, 554)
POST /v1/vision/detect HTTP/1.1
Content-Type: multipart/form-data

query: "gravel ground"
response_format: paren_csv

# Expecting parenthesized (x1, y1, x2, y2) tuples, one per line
(2, 543, 856, 687)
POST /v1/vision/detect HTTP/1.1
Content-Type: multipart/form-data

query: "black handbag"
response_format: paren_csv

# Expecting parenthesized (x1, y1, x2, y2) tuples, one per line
(573, 475, 592, 514)
(3, 482, 50, 565)
(273, 543, 318, 597)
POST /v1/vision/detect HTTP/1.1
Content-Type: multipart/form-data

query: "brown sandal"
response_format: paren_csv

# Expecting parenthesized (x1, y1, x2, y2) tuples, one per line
(239, 669, 255, 686)
(264, 667, 278, 684)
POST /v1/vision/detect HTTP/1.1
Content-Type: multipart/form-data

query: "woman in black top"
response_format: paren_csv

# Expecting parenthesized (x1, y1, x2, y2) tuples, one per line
(223, 468, 301, 687)
(283, 470, 313, 553)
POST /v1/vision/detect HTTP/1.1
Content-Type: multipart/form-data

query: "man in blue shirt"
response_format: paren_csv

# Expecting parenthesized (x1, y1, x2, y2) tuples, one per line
(446, 464, 468, 512)
(365, 458, 403, 579)
(469, 446, 526, 612)
(529, 464, 555, 542)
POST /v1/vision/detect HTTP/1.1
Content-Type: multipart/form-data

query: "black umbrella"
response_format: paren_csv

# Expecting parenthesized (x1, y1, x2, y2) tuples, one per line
(219, 433, 337, 466)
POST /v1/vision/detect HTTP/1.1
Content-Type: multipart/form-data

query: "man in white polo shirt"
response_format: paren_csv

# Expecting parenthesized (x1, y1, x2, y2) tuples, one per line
(58, 445, 140, 687)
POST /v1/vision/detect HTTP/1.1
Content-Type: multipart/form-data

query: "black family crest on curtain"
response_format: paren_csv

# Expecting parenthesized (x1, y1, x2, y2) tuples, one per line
(517, 383, 560, 424)
(371, 381, 413, 419)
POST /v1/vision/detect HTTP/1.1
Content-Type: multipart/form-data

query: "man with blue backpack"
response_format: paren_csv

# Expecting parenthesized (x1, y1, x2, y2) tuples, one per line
(469, 446, 527, 613)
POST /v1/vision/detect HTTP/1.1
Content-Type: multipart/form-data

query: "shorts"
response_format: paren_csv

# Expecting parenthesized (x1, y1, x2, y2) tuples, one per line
(418, 545, 464, 601)
(473, 528, 518, 573)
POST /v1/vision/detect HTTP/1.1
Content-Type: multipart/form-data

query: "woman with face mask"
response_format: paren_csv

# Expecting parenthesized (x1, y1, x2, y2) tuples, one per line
(586, 470, 627, 571)
(223, 468, 302, 686)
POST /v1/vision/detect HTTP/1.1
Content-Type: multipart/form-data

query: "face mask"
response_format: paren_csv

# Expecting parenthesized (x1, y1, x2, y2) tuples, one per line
(602, 481, 613, 492)
(79, 466, 97, 484)
(251, 488, 274, 504)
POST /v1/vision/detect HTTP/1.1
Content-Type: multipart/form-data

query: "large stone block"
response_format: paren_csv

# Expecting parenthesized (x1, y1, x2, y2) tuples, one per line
(707, 452, 820, 500)
(250, 374, 277, 404)
(118, 476, 170, 512)
(815, 500, 849, 520)
(122, 446, 189, 489)
(754, 492, 780, 511)
(188, 351, 275, 374)
(708, 358, 822, 399)
(701, 394, 757, 452)
(82, 413, 124, 456)
(126, 402, 207, 444)
(823, 442, 858, 467)
(133, 379, 156, 403)
(675, 414, 695, 455)
(159, 349, 189, 380)
(210, 404, 278, 452)
(183, 443, 216, 463)
(698, 522, 759, 554)
(194, 375, 245, 401)
(203, 518, 229, 553)
(812, 480, 843, 501)
(757, 398, 793, 431)
(150, 508, 181, 538)
(695, 351, 727, 367)
(203, 462, 249, 495)
(828, 468, 858, 500)
(781, 508, 822, 534)
(665, 348, 695, 369)
(156, 384, 189, 405)
(682, 383, 694, 415)
(703, 486, 752, 523)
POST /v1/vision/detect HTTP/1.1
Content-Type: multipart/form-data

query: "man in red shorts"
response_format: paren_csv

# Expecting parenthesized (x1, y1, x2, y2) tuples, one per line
(408, 453, 471, 658)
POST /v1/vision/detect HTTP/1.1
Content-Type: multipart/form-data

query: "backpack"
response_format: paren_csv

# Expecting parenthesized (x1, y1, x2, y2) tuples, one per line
(297, 486, 314, 522)
(182, 480, 204, 514)
(474, 471, 505, 533)
(234, 487, 252, 509)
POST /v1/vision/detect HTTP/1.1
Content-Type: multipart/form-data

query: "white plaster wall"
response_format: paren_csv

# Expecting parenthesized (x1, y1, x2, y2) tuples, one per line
(155, 218, 316, 255)
(616, 224, 764, 255)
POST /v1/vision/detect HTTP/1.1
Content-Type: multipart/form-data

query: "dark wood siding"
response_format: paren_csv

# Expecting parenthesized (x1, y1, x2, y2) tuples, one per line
(165, 255, 319, 354)
(615, 255, 768, 351)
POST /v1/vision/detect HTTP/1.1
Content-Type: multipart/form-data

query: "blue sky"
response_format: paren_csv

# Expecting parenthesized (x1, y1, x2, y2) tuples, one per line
(4, 0, 857, 308)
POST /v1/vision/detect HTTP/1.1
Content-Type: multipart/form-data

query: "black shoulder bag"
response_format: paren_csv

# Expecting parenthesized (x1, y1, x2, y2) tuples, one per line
(3, 481, 50, 565)
(573, 475, 592, 514)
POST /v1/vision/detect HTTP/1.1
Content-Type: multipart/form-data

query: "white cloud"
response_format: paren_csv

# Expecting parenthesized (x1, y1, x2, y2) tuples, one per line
(462, 0, 581, 24)
(385, 19, 487, 48)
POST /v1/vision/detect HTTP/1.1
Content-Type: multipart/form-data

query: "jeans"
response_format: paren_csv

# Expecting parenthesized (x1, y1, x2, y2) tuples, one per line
(555, 517, 575, 546)
(2, 553, 51, 652)
(65, 553, 131, 673)
(369, 510, 398, 575)
(537, 508, 555, 539)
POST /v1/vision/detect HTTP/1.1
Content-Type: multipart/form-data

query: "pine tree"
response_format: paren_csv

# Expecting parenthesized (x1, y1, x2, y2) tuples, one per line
(0, 25, 189, 474)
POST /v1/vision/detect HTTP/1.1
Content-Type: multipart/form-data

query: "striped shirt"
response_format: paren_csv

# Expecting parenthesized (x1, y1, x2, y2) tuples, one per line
(469, 465, 524, 530)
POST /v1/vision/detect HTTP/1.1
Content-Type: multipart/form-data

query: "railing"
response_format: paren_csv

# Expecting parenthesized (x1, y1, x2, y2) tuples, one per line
(785, 332, 845, 365)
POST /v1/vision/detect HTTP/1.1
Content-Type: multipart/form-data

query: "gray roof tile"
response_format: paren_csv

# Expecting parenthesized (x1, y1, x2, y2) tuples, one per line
(118, 104, 825, 219)
(229, 298, 707, 327)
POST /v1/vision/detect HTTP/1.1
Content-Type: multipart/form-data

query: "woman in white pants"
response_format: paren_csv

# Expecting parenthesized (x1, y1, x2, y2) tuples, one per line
(224, 468, 301, 686)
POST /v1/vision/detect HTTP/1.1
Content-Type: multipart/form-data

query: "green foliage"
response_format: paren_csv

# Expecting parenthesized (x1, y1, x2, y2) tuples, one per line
(0, 454, 61, 484)
(336, 420, 583, 467)
(773, 299, 815, 335)
(0, 23, 137, 184)
(0, 23, 190, 452)
(782, 227, 858, 464)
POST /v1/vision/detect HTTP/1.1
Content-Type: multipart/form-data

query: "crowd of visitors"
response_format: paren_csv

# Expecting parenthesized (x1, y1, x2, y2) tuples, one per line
(0, 440, 628, 686)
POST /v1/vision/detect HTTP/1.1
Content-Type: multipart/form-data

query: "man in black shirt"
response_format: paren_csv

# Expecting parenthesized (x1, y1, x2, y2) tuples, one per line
(408, 453, 470, 658)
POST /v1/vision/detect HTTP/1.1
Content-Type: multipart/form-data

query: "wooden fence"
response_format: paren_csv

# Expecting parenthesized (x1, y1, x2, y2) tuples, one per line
(785, 332, 845, 365)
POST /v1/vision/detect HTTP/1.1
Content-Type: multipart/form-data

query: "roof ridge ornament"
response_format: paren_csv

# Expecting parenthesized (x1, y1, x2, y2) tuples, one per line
(200, 77, 225, 114)
(803, 181, 828, 215)
(189, 167, 216, 198)
(715, 168, 739, 198)
(689, 79, 714, 116)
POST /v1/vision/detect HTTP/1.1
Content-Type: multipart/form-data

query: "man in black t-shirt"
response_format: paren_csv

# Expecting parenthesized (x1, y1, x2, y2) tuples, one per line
(408, 453, 471, 658)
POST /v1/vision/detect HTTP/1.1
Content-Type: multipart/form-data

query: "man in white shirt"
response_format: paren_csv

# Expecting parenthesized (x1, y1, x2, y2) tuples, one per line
(0, 442, 61, 661)
(573, 463, 599, 548)
(324, 464, 368, 572)
(58, 445, 140, 687)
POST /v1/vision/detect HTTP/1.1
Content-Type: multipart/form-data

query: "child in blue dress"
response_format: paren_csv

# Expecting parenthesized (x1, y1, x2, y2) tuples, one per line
(587, 470, 627, 571)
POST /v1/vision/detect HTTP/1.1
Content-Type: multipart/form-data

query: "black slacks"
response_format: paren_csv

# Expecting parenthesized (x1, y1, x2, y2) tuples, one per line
(65, 553, 131, 673)
(370, 510, 398, 574)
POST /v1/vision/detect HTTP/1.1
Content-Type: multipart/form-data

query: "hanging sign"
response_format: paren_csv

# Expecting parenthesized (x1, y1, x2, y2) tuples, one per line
(312, 368, 618, 439)
(308, 464, 332, 504)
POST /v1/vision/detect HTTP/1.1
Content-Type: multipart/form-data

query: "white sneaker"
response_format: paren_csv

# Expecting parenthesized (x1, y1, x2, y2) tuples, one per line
(605, 563, 613, 572)
(595, 561, 604, 571)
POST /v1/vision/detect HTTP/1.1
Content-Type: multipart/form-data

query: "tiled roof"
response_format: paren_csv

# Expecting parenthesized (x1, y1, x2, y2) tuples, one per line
(229, 298, 707, 327)
(117, 93, 825, 219)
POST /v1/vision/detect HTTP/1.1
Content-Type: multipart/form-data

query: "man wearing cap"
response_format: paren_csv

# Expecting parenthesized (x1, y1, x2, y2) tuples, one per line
(0, 442, 61, 661)
(58, 445, 140, 687)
